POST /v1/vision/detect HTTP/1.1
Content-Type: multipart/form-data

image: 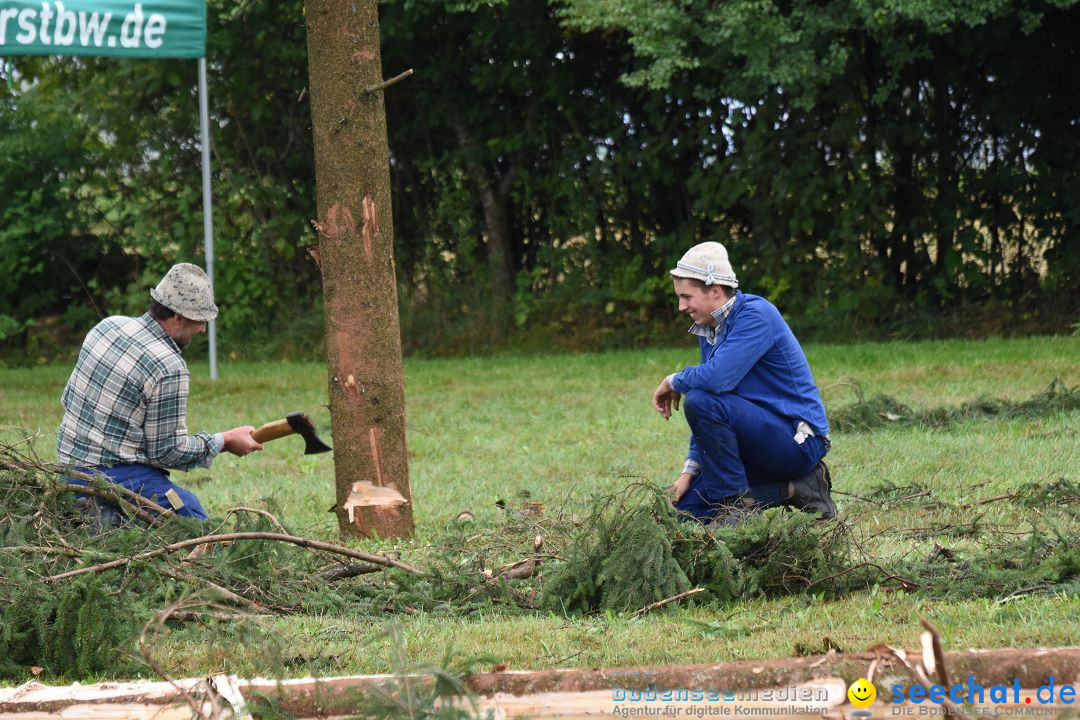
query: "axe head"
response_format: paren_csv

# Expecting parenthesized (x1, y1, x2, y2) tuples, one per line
(285, 412, 332, 455)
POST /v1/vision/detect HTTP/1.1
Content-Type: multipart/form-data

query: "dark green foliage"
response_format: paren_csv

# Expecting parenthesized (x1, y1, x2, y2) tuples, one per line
(346, 513, 556, 615)
(4, 0, 1080, 360)
(701, 510, 850, 597)
(1016, 477, 1080, 514)
(0, 459, 340, 680)
(540, 475, 1080, 615)
(6, 426, 1080, 679)
(366, 547, 528, 614)
(829, 380, 1080, 433)
(540, 486, 850, 614)
(0, 573, 134, 678)
(0, 451, 547, 680)
(540, 486, 692, 613)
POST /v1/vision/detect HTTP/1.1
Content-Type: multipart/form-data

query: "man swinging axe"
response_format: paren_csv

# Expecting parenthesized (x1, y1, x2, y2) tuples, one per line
(57, 263, 264, 522)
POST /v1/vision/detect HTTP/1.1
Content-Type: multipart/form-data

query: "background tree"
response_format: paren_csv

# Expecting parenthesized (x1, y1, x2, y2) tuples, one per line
(1, 0, 1078, 360)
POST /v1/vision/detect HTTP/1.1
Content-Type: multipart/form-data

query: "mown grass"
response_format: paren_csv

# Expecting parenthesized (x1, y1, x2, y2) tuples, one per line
(2, 334, 1079, 677)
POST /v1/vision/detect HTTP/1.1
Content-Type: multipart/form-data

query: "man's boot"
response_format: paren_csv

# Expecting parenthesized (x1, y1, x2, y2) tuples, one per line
(75, 496, 125, 533)
(785, 461, 837, 519)
(704, 495, 759, 530)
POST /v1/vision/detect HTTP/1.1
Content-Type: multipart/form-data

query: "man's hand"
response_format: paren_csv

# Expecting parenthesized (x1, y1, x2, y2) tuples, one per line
(222, 426, 264, 456)
(667, 473, 694, 505)
(652, 375, 682, 419)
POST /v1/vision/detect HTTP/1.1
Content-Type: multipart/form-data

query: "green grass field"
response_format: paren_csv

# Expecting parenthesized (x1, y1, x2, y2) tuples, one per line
(2, 335, 1079, 677)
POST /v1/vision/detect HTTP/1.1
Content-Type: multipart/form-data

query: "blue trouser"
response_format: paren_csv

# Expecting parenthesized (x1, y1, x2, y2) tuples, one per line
(675, 389, 828, 521)
(69, 464, 208, 521)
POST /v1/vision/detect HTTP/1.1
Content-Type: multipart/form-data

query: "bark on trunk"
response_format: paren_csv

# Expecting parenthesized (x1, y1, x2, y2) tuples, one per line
(305, 0, 414, 538)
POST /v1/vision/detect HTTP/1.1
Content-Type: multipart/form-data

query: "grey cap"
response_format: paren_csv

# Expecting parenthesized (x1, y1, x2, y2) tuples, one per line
(669, 242, 739, 288)
(150, 263, 218, 321)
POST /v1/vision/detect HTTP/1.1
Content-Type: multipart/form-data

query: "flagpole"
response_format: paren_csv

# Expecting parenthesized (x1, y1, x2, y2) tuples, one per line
(198, 56, 217, 380)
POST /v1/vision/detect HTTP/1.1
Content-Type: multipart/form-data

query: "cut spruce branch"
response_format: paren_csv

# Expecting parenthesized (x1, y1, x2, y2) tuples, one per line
(633, 587, 705, 617)
(44, 531, 423, 582)
(798, 562, 919, 592)
(60, 467, 172, 515)
(54, 482, 164, 527)
(321, 561, 385, 581)
(0, 445, 173, 520)
(0, 545, 84, 557)
(155, 565, 268, 612)
(964, 492, 1017, 508)
(139, 596, 227, 720)
(223, 506, 290, 534)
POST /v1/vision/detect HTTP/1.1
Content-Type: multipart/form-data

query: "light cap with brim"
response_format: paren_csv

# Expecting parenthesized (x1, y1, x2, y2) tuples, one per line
(669, 241, 739, 288)
(149, 263, 218, 321)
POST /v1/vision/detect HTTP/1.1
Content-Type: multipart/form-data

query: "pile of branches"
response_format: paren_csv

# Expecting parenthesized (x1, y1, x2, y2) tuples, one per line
(837, 475, 1080, 601)
(0, 441, 433, 679)
(7, 417, 1080, 683)
(538, 476, 1080, 614)
(539, 484, 856, 614)
(828, 378, 1080, 432)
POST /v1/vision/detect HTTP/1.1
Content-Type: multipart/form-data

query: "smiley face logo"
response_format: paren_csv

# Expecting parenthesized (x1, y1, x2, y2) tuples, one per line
(847, 678, 877, 708)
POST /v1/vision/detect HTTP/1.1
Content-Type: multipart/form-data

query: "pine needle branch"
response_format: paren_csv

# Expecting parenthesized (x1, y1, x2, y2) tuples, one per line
(44, 531, 423, 582)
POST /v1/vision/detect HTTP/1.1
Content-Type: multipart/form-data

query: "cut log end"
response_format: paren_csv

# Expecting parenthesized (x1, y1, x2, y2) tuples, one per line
(343, 481, 411, 539)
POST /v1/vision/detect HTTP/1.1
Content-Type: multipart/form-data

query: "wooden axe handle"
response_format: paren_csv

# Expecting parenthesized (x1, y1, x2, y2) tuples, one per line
(252, 419, 295, 443)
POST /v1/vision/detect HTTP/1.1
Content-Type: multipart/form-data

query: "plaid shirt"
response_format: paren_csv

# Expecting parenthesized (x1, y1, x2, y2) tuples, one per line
(57, 313, 220, 471)
(687, 294, 737, 345)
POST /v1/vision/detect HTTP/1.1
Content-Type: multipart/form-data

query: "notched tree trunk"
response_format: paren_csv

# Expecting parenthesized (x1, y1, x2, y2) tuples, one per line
(305, 0, 414, 538)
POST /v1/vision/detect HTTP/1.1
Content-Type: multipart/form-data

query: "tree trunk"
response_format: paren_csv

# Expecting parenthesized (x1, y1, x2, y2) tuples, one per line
(305, 0, 415, 539)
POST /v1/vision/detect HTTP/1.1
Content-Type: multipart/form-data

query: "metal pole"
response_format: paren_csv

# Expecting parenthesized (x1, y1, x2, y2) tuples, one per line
(198, 57, 218, 379)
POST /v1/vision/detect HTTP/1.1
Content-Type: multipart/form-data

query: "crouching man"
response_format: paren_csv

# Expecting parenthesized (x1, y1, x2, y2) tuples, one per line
(57, 263, 263, 523)
(652, 242, 836, 527)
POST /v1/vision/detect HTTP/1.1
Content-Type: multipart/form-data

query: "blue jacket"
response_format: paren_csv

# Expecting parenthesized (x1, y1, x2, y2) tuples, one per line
(669, 292, 828, 467)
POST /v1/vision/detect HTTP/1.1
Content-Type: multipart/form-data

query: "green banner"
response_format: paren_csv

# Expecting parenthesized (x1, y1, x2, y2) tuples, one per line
(0, 0, 204, 58)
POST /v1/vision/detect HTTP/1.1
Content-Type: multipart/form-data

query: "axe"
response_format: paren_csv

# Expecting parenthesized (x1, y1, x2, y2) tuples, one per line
(251, 412, 332, 455)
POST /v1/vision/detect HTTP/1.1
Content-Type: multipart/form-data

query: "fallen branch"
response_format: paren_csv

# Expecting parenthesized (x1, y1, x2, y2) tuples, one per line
(139, 597, 219, 720)
(56, 483, 164, 527)
(0, 442, 171, 517)
(0, 545, 83, 558)
(998, 583, 1053, 603)
(46, 464, 173, 517)
(321, 562, 385, 581)
(156, 565, 267, 612)
(224, 506, 290, 535)
(832, 490, 876, 504)
(44, 531, 423, 582)
(964, 492, 1017, 508)
(499, 558, 539, 580)
(633, 587, 704, 617)
(799, 562, 919, 592)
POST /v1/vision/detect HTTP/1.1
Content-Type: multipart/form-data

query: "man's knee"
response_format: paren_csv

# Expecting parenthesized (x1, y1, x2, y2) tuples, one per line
(683, 389, 733, 421)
